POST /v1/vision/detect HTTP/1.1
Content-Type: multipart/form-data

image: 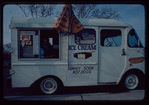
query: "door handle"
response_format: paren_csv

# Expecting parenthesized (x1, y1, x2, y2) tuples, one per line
(121, 48, 126, 56)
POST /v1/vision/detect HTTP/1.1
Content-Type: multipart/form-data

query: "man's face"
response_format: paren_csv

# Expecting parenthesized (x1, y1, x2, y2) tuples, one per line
(43, 39, 48, 45)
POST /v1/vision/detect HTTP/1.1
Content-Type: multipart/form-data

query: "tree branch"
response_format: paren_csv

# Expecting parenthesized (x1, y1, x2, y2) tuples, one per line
(17, 5, 28, 17)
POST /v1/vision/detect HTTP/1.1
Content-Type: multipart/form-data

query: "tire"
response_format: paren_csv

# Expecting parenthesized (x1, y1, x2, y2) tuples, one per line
(124, 74, 139, 90)
(40, 77, 58, 95)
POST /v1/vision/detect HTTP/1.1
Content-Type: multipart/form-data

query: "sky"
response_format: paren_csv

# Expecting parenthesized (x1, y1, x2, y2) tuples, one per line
(3, 4, 145, 46)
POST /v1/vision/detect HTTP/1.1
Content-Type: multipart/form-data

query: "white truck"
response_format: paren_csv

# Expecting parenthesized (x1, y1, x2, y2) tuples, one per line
(9, 17, 145, 94)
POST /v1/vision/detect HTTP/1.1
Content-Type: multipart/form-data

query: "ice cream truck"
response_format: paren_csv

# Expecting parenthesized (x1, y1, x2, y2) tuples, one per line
(9, 17, 145, 94)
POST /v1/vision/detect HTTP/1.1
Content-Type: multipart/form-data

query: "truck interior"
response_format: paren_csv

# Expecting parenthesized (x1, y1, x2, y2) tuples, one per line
(19, 29, 59, 59)
(40, 30, 59, 58)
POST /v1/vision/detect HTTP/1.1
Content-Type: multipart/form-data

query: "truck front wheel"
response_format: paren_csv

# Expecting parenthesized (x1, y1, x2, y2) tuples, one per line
(124, 74, 139, 90)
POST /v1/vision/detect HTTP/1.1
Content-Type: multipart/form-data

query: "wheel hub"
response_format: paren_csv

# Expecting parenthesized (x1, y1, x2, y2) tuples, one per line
(45, 81, 53, 89)
(128, 78, 135, 85)
(40, 78, 58, 94)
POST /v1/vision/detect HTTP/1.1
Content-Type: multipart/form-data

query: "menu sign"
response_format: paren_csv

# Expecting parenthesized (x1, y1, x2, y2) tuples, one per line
(20, 31, 36, 35)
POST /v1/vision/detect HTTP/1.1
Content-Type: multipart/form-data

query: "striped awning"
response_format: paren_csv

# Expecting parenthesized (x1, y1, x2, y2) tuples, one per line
(53, 4, 84, 34)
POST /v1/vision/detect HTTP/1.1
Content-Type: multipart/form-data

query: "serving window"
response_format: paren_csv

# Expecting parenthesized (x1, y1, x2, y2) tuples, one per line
(75, 29, 96, 45)
(19, 29, 59, 59)
(40, 30, 59, 58)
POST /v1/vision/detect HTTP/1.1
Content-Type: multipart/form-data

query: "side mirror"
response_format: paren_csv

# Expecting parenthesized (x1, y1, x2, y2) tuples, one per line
(136, 39, 140, 52)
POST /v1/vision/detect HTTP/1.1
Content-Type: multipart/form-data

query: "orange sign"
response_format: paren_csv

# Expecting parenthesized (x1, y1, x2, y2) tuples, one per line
(129, 57, 145, 63)
(21, 35, 30, 40)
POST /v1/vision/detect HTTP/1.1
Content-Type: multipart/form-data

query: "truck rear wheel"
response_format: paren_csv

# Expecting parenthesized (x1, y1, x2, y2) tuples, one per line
(40, 77, 58, 94)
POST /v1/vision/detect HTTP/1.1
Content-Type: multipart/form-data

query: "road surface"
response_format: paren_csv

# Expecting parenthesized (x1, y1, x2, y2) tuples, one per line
(4, 90, 145, 100)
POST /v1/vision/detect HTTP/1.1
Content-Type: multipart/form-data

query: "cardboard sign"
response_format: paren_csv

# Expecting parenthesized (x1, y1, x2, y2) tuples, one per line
(26, 41, 32, 45)
(20, 35, 30, 40)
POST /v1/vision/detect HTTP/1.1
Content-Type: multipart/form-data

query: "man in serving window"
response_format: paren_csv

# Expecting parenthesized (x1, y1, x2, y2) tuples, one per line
(40, 38, 54, 58)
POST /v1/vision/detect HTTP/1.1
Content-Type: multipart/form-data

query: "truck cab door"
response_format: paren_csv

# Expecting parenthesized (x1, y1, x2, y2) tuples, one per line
(98, 27, 126, 83)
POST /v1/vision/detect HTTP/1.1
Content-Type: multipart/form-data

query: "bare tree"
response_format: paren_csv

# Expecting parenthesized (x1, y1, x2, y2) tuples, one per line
(72, 4, 121, 20)
(17, 4, 121, 20)
(17, 4, 56, 17)
(91, 6, 121, 19)
(27, 4, 35, 17)
(72, 4, 97, 18)
(17, 4, 28, 17)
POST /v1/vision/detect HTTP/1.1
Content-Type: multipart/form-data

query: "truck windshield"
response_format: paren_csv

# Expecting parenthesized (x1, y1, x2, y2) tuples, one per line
(128, 29, 143, 48)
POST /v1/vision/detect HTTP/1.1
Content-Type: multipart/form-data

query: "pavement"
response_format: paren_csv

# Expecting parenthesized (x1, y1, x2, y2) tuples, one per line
(4, 90, 145, 100)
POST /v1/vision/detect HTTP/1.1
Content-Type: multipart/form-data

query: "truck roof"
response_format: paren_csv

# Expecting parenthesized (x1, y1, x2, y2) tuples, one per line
(10, 17, 132, 28)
